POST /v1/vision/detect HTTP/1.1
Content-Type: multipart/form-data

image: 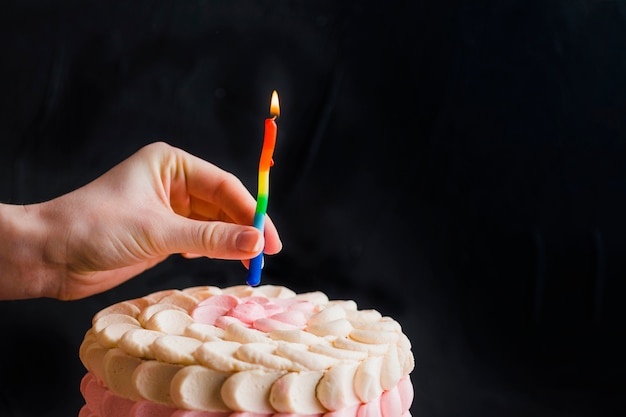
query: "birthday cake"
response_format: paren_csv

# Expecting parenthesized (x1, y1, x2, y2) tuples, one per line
(78, 285, 414, 417)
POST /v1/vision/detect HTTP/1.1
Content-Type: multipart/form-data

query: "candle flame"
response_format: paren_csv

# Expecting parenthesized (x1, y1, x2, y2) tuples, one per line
(270, 90, 280, 118)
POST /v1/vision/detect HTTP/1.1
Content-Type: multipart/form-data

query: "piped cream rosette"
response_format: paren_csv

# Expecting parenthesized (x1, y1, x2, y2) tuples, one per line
(79, 285, 414, 415)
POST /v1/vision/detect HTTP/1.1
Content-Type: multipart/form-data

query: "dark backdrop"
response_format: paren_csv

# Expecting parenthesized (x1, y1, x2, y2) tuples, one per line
(1, 1, 625, 416)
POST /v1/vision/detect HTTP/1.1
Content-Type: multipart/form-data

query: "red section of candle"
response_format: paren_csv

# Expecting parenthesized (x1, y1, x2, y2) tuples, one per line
(259, 118, 277, 172)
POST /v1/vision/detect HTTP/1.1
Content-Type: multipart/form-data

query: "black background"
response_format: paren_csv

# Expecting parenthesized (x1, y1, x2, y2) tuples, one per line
(1, 1, 625, 416)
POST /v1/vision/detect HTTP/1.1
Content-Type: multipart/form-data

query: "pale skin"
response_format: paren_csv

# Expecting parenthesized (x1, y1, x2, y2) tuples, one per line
(0, 142, 282, 301)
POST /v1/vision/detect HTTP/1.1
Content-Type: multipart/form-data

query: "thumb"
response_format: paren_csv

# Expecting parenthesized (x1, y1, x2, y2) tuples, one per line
(159, 216, 265, 260)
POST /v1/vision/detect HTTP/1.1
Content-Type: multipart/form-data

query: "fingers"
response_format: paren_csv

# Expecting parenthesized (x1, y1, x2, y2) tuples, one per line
(152, 143, 282, 254)
(158, 214, 267, 260)
(181, 216, 281, 261)
(159, 143, 256, 223)
(258, 216, 282, 255)
(114, 142, 283, 260)
(186, 196, 282, 255)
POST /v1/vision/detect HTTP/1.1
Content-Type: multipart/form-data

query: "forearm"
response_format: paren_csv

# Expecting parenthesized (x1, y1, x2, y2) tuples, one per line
(0, 202, 55, 300)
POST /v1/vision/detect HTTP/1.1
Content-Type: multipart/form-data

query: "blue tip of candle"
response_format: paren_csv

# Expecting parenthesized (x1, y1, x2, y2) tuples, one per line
(247, 275, 260, 287)
(247, 255, 263, 286)
(247, 274, 260, 286)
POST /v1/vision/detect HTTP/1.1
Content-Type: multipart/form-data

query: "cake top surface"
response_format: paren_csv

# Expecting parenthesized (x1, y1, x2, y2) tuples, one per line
(80, 284, 414, 414)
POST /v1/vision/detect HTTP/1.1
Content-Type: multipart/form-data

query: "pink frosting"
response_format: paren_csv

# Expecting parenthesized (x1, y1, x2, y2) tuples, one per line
(79, 405, 93, 417)
(101, 389, 134, 417)
(191, 296, 315, 332)
(82, 373, 107, 414)
(79, 373, 413, 417)
(171, 412, 230, 417)
(198, 295, 240, 310)
(130, 401, 177, 417)
(322, 404, 360, 417)
(397, 376, 414, 414)
(191, 305, 229, 326)
(357, 396, 381, 417)
(380, 387, 402, 417)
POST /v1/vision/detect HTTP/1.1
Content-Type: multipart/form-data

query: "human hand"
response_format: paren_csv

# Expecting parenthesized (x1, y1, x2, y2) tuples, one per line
(0, 142, 281, 300)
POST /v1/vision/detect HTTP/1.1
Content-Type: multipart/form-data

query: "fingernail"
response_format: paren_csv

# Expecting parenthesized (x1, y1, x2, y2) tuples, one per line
(236, 230, 262, 253)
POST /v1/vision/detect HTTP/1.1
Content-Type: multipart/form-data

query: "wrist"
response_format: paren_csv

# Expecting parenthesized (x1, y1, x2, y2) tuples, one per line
(0, 202, 54, 299)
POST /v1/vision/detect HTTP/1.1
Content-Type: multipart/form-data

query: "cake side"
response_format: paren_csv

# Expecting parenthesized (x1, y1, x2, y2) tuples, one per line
(79, 285, 415, 415)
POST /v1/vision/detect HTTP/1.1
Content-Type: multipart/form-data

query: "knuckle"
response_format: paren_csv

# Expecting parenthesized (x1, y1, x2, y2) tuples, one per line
(201, 223, 225, 253)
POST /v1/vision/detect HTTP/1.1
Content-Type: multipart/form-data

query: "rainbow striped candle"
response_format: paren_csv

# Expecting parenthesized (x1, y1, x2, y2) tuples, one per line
(247, 90, 280, 286)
